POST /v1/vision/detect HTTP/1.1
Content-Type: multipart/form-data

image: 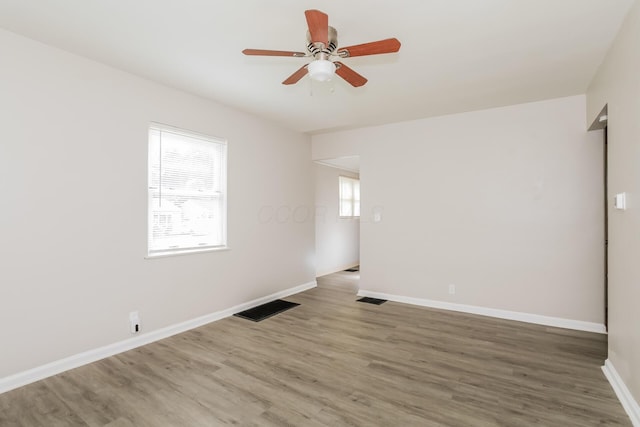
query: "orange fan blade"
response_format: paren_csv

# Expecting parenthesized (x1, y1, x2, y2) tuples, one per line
(305, 9, 328, 46)
(335, 62, 367, 87)
(243, 49, 306, 57)
(283, 65, 309, 85)
(337, 38, 401, 58)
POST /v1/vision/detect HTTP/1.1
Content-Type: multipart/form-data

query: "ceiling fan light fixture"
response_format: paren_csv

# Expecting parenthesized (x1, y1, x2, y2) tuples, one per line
(242, 9, 401, 87)
(308, 59, 336, 82)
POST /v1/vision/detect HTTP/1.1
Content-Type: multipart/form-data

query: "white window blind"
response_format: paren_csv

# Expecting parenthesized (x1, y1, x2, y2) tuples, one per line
(339, 176, 360, 218)
(148, 124, 227, 256)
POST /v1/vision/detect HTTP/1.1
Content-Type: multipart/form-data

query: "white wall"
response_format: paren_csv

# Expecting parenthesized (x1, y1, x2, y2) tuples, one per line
(0, 29, 315, 379)
(315, 164, 359, 276)
(313, 95, 604, 325)
(587, 0, 640, 409)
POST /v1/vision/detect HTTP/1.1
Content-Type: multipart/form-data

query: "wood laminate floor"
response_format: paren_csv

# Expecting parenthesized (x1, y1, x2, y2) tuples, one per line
(0, 271, 630, 426)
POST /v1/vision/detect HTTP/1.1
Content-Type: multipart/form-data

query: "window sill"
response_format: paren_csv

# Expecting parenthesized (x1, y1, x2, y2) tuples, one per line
(145, 246, 230, 259)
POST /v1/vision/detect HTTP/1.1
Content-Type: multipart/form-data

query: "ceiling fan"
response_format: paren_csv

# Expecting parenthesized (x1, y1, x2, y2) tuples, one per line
(242, 9, 401, 87)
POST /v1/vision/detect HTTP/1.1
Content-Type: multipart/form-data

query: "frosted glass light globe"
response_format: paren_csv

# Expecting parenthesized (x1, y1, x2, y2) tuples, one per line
(308, 59, 336, 82)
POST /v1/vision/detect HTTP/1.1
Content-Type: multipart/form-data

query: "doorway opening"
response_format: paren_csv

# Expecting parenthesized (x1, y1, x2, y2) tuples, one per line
(588, 105, 608, 331)
(313, 156, 361, 294)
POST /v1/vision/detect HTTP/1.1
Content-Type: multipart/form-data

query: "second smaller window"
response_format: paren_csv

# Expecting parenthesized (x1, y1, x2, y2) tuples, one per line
(339, 176, 360, 218)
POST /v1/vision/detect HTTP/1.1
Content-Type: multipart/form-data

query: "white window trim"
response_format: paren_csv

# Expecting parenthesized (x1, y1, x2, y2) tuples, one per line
(144, 246, 231, 260)
(146, 122, 228, 258)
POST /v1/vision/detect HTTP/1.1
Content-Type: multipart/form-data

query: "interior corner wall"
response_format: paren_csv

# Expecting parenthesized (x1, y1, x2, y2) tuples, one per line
(0, 28, 315, 379)
(314, 163, 360, 277)
(312, 94, 604, 325)
(587, 0, 640, 407)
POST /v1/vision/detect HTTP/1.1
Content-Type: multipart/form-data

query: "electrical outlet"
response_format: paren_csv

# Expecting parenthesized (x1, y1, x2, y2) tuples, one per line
(448, 284, 456, 295)
(129, 311, 140, 334)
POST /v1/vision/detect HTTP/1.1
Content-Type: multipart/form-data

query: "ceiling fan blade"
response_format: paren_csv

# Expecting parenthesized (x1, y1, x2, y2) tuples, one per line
(243, 49, 306, 57)
(337, 38, 401, 58)
(335, 62, 367, 87)
(282, 65, 309, 85)
(305, 9, 329, 46)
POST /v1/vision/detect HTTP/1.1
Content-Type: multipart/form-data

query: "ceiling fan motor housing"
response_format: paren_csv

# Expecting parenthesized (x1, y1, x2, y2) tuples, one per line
(307, 26, 338, 57)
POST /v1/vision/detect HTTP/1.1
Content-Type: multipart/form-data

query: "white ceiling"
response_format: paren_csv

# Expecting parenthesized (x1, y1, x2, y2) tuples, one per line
(0, 0, 633, 134)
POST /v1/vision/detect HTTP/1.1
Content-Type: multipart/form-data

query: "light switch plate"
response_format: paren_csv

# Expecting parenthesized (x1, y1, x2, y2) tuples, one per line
(614, 192, 626, 210)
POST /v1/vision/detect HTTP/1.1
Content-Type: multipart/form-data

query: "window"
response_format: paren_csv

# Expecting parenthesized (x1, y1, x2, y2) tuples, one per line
(148, 124, 227, 256)
(339, 176, 360, 218)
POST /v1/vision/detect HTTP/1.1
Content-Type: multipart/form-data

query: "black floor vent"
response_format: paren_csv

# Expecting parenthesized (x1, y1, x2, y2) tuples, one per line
(344, 266, 359, 272)
(357, 297, 387, 305)
(234, 299, 300, 322)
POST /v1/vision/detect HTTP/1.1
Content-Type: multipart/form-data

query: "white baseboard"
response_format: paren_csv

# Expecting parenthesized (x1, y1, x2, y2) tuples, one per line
(0, 280, 317, 395)
(357, 289, 607, 334)
(602, 359, 640, 426)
